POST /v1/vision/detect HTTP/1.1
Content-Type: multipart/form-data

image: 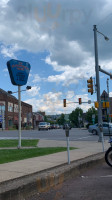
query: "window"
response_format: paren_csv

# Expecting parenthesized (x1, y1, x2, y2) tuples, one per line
(14, 104, 18, 113)
(103, 123, 109, 127)
(8, 102, 13, 112)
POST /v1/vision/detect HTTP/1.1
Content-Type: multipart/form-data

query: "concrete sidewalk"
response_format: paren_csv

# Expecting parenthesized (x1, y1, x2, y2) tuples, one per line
(0, 139, 110, 200)
(0, 139, 110, 183)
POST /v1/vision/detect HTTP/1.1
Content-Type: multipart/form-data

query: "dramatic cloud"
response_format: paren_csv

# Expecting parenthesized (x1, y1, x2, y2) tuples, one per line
(1, 0, 112, 72)
(1, 0, 112, 113)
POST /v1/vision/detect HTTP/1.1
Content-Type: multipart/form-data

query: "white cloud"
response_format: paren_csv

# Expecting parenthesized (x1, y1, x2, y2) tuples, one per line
(109, 92, 112, 97)
(3, 68, 8, 72)
(1, 44, 20, 58)
(0, 0, 10, 8)
(25, 90, 92, 114)
(26, 86, 40, 97)
(47, 56, 95, 86)
(66, 91, 75, 100)
(32, 74, 42, 83)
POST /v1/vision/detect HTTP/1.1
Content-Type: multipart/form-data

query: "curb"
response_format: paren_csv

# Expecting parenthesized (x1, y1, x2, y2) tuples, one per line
(0, 153, 105, 200)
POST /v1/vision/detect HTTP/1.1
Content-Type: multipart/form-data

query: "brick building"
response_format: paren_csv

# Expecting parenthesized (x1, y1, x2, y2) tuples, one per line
(0, 88, 32, 129)
(33, 112, 45, 129)
(101, 90, 112, 121)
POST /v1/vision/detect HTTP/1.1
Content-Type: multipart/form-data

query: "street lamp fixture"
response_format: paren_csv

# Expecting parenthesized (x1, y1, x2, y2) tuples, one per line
(97, 30, 109, 41)
(8, 86, 32, 94)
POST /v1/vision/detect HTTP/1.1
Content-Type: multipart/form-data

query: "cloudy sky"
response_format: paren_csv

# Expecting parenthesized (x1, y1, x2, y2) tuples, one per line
(1, 0, 112, 114)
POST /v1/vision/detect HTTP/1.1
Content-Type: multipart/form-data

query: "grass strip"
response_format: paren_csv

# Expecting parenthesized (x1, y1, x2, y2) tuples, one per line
(0, 147, 76, 164)
(0, 140, 39, 147)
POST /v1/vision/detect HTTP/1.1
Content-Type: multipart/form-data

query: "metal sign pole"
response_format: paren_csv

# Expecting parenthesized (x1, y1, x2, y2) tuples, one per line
(65, 128, 70, 164)
(67, 136, 70, 165)
(18, 86, 21, 149)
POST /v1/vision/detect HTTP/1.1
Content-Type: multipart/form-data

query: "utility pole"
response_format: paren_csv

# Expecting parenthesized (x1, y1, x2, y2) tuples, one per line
(93, 25, 104, 151)
(107, 78, 111, 122)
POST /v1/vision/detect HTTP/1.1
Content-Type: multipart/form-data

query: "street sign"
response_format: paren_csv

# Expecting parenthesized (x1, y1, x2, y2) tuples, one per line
(92, 114, 95, 119)
(88, 100, 91, 104)
(7, 59, 31, 86)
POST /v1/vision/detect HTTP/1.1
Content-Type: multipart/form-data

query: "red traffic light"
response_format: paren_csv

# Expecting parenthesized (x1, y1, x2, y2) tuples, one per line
(63, 99, 66, 107)
(79, 98, 82, 105)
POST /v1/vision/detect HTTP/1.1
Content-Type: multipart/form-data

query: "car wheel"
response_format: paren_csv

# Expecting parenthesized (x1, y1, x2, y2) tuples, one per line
(92, 129, 97, 135)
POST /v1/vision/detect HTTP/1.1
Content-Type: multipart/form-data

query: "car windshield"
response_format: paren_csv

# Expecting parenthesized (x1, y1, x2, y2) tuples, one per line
(39, 122, 47, 125)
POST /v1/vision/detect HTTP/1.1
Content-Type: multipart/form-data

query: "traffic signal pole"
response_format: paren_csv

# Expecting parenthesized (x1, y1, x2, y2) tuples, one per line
(93, 25, 104, 151)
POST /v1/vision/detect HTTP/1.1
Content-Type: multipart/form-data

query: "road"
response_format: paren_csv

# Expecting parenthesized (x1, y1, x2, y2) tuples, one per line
(0, 128, 109, 142)
(26, 162, 112, 200)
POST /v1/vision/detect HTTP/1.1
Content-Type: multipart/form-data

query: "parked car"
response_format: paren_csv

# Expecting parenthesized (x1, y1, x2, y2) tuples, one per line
(88, 122, 112, 135)
(55, 124, 60, 129)
(38, 122, 48, 131)
(51, 124, 56, 129)
(47, 122, 51, 130)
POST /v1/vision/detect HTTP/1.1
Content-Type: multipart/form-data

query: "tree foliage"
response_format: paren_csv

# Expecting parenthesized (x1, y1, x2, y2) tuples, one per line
(56, 113, 65, 125)
(69, 107, 83, 127)
(86, 107, 98, 124)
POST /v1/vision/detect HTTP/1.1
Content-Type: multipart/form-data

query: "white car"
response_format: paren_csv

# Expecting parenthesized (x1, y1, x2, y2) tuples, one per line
(38, 122, 48, 131)
(47, 123, 51, 130)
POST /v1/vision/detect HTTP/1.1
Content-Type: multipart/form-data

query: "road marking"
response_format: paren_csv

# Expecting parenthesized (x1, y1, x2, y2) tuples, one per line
(100, 175, 112, 178)
(73, 136, 93, 140)
(81, 175, 112, 178)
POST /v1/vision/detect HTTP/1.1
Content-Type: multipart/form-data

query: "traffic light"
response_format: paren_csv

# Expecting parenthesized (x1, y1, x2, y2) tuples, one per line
(79, 98, 82, 105)
(94, 102, 99, 108)
(87, 77, 93, 95)
(63, 99, 66, 107)
(106, 102, 109, 108)
(102, 101, 109, 108)
(102, 102, 106, 108)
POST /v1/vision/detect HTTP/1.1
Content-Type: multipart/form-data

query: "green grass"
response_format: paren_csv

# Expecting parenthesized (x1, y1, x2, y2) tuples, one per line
(0, 140, 39, 147)
(0, 147, 76, 164)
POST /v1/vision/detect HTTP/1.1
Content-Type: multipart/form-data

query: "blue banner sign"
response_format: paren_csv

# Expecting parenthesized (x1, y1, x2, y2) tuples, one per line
(7, 59, 31, 86)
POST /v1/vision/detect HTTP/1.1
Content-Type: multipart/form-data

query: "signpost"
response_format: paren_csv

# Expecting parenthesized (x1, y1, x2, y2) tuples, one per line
(65, 127, 70, 165)
(7, 59, 31, 149)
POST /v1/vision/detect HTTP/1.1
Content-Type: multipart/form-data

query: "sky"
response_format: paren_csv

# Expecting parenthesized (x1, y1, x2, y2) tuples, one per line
(1, 0, 112, 115)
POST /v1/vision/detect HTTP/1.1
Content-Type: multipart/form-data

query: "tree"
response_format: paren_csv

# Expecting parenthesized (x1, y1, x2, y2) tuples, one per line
(56, 113, 65, 125)
(44, 116, 48, 122)
(86, 107, 98, 124)
(69, 107, 83, 127)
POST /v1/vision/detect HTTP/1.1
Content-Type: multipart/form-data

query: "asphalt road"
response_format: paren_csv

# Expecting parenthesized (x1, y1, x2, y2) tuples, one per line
(0, 128, 109, 142)
(26, 162, 112, 200)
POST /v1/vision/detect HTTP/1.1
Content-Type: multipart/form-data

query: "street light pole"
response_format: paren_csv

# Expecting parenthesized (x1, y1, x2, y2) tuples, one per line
(8, 86, 31, 149)
(93, 25, 104, 151)
(107, 78, 111, 122)
(18, 85, 21, 149)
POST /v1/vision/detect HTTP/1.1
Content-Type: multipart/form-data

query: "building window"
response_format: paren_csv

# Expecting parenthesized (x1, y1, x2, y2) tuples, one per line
(8, 102, 13, 112)
(14, 104, 18, 113)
